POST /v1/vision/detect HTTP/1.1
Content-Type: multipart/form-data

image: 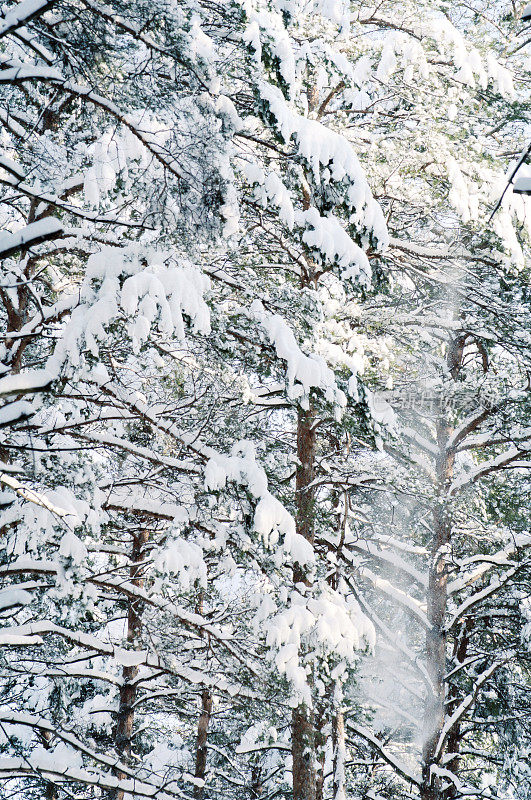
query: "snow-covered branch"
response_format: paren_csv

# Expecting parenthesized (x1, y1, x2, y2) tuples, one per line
(357, 565, 431, 630)
(446, 565, 522, 630)
(433, 661, 503, 762)
(346, 722, 421, 787)
(0, 218, 63, 259)
(0, 0, 55, 38)
(449, 447, 531, 494)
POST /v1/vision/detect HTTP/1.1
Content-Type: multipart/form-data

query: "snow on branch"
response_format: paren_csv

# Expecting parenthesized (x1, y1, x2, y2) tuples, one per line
(0, 154, 26, 180)
(0, 172, 149, 228)
(0, 710, 142, 785)
(257, 81, 388, 246)
(0, 59, 189, 183)
(0, 565, 261, 673)
(203, 441, 314, 570)
(0, 474, 70, 517)
(0, 614, 258, 700)
(445, 406, 499, 453)
(0, 0, 55, 39)
(73, 431, 200, 475)
(432, 661, 503, 762)
(0, 756, 183, 799)
(357, 565, 431, 630)
(0, 367, 56, 398)
(0, 218, 63, 258)
(295, 207, 371, 283)
(0, 399, 34, 427)
(79, 0, 211, 91)
(447, 565, 522, 630)
(429, 765, 484, 797)
(347, 722, 421, 787)
(249, 299, 348, 410)
(448, 534, 531, 595)
(449, 446, 531, 494)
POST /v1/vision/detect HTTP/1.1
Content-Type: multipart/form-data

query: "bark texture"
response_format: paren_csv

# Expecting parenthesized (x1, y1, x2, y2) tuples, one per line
(293, 703, 317, 800)
(332, 685, 346, 800)
(194, 687, 213, 798)
(421, 418, 455, 800)
(314, 700, 326, 800)
(250, 763, 263, 798)
(113, 528, 149, 800)
(445, 619, 472, 796)
(292, 404, 317, 800)
(193, 590, 212, 798)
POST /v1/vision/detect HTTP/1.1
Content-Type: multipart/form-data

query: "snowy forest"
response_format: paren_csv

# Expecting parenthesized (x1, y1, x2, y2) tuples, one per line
(0, 0, 530, 799)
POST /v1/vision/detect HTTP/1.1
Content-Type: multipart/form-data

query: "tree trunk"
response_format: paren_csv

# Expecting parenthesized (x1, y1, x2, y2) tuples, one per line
(314, 700, 326, 800)
(194, 687, 213, 799)
(250, 763, 263, 797)
(421, 419, 454, 800)
(113, 528, 149, 800)
(445, 620, 471, 797)
(45, 783, 58, 800)
(39, 730, 58, 800)
(293, 405, 316, 585)
(193, 590, 212, 798)
(332, 682, 346, 800)
(292, 404, 317, 800)
(293, 703, 316, 800)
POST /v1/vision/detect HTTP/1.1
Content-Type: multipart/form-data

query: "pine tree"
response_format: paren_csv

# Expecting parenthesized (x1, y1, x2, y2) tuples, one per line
(330, 2, 531, 797)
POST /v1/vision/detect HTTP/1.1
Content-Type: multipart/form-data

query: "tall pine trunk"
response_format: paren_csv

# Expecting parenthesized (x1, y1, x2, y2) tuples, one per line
(445, 620, 471, 797)
(193, 588, 212, 799)
(332, 682, 346, 800)
(194, 687, 213, 799)
(292, 405, 317, 800)
(113, 528, 149, 800)
(421, 418, 455, 800)
(314, 700, 326, 800)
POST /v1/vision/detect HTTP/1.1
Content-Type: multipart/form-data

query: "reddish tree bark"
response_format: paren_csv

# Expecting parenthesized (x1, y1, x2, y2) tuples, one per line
(332, 706, 346, 800)
(445, 619, 472, 797)
(194, 687, 213, 799)
(292, 404, 317, 800)
(113, 528, 149, 800)
(421, 418, 455, 800)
